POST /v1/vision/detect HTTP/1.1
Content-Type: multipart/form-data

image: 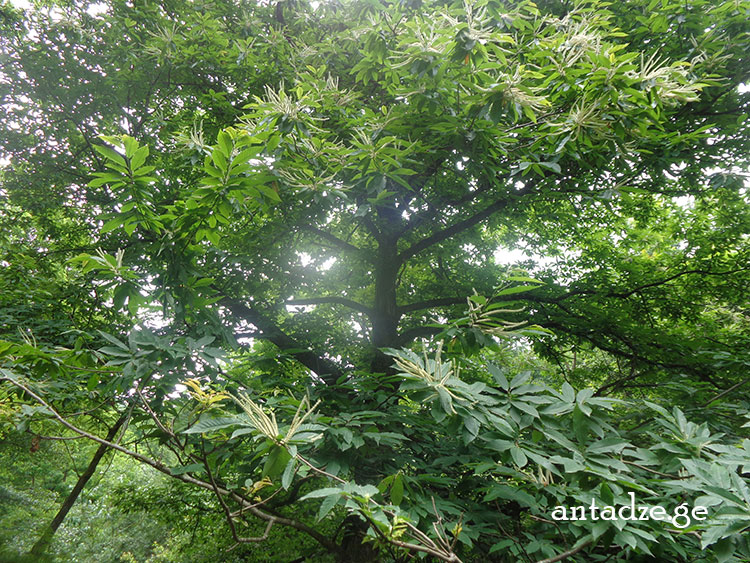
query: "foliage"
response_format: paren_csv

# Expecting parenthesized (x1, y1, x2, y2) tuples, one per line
(1, 0, 750, 560)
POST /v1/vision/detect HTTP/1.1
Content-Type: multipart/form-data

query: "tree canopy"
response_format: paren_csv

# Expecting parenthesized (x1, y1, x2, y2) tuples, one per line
(1, 0, 750, 561)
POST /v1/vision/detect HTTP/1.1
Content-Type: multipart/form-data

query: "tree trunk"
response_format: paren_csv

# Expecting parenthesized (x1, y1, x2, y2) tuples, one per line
(337, 515, 379, 562)
(28, 414, 127, 558)
(371, 237, 401, 374)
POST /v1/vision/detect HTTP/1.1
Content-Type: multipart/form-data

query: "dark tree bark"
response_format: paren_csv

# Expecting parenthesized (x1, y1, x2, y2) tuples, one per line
(370, 229, 403, 375)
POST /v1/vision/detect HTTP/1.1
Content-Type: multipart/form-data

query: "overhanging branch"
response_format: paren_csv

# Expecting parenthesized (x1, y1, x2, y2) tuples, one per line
(604, 268, 749, 299)
(398, 185, 533, 264)
(286, 296, 374, 318)
(397, 297, 466, 314)
(220, 297, 344, 386)
(301, 225, 372, 261)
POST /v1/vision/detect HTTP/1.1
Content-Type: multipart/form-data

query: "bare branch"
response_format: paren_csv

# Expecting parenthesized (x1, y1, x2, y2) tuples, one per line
(362, 509, 464, 563)
(621, 460, 683, 479)
(203, 445, 278, 544)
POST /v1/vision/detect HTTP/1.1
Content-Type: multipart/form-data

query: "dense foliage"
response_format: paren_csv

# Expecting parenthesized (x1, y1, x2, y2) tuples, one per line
(1, 0, 749, 560)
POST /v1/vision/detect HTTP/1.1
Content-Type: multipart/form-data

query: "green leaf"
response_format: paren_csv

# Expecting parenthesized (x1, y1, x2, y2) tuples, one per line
(169, 463, 204, 475)
(463, 415, 480, 441)
(205, 230, 221, 246)
(230, 427, 255, 439)
(262, 445, 291, 478)
(573, 406, 589, 444)
(509, 371, 531, 389)
(183, 416, 240, 434)
(86, 372, 99, 391)
(495, 285, 540, 297)
(211, 148, 228, 172)
(317, 494, 339, 521)
(217, 131, 233, 157)
(113, 284, 129, 310)
(377, 474, 394, 493)
(437, 387, 455, 415)
(281, 457, 296, 490)
(390, 473, 404, 505)
(130, 145, 149, 170)
(510, 447, 528, 468)
(98, 331, 128, 350)
(257, 184, 282, 203)
(93, 144, 127, 167)
(100, 217, 124, 234)
(714, 537, 736, 562)
(300, 487, 343, 501)
(99, 346, 131, 357)
(488, 363, 509, 390)
(561, 382, 576, 403)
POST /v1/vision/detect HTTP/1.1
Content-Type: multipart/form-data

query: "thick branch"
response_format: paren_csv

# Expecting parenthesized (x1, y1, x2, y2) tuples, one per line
(399, 185, 532, 263)
(539, 318, 721, 385)
(595, 369, 642, 396)
(300, 225, 372, 261)
(702, 376, 750, 407)
(220, 297, 344, 386)
(286, 296, 374, 318)
(364, 510, 463, 563)
(399, 176, 493, 238)
(398, 297, 466, 314)
(604, 268, 749, 299)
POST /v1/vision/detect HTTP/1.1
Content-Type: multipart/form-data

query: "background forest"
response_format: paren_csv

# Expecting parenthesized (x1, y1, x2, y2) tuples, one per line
(0, 0, 749, 561)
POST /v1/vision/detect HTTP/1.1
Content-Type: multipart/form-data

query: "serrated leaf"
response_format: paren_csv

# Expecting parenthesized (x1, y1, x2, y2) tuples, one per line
(183, 416, 240, 434)
(495, 285, 540, 297)
(98, 331, 128, 350)
(94, 144, 127, 167)
(86, 372, 99, 391)
(510, 446, 528, 468)
(391, 473, 404, 505)
(211, 148, 228, 172)
(509, 371, 531, 389)
(488, 363, 509, 390)
(100, 217, 124, 234)
(230, 427, 255, 440)
(437, 387, 455, 415)
(263, 445, 291, 478)
(300, 487, 343, 501)
(281, 457, 296, 490)
(317, 494, 339, 521)
(217, 131, 233, 156)
(169, 463, 204, 475)
(130, 145, 149, 170)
